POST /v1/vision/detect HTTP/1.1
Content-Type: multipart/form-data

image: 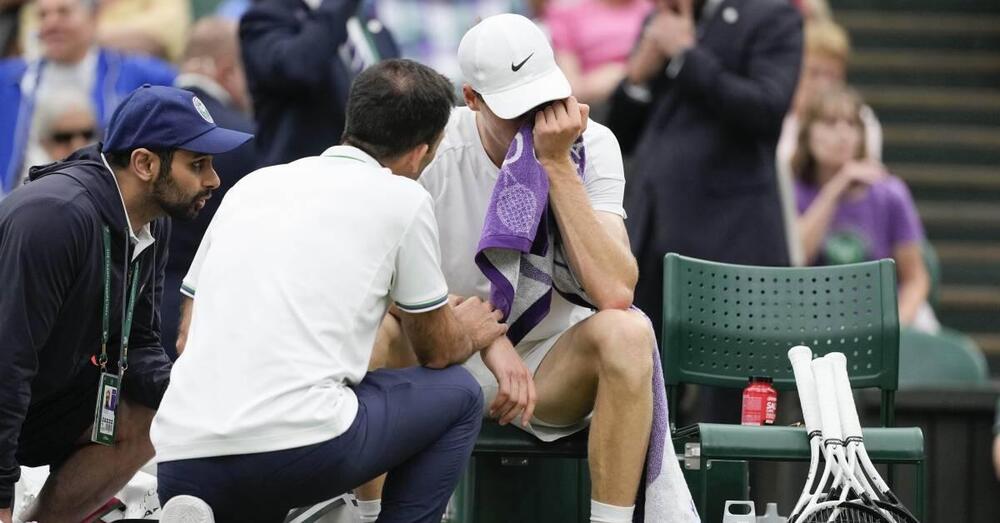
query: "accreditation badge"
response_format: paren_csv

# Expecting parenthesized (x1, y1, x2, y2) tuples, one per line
(91, 372, 122, 446)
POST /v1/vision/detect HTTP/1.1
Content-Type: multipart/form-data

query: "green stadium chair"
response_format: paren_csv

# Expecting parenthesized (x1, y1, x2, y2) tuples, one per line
(450, 422, 591, 522)
(899, 327, 989, 389)
(662, 253, 926, 522)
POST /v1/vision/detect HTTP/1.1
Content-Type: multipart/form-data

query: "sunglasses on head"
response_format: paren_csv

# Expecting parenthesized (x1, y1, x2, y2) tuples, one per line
(50, 128, 96, 144)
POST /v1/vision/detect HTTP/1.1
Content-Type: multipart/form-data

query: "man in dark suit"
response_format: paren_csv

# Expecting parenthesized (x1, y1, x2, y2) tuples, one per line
(608, 0, 801, 424)
(240, 0, 399, 168)
(164, 17, 258, 359)
(609, 0, 802, 339)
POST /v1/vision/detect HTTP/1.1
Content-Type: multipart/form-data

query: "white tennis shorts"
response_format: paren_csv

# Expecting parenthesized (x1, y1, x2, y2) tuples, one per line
(463, 325, 594, 442)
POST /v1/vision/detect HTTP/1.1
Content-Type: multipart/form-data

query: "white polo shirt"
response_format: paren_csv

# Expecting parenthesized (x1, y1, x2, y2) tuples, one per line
(418, 107, 626, 344)
(151, 146, 449, 462)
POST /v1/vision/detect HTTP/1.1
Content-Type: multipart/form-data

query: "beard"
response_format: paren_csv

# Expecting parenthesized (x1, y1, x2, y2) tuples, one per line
(153, 170, 210, 222)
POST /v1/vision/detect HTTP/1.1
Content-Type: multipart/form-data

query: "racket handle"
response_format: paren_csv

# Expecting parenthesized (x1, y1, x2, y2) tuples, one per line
(811, 356, 843, 443)
(788, 345, 822, 435)
(827, 352, 864, 439)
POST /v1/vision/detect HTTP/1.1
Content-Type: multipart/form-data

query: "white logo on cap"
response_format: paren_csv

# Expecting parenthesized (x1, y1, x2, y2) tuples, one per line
(192, 96, 214, 124)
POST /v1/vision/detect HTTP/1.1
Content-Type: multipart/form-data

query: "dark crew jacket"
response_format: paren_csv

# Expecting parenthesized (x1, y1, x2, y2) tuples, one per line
(0, 145, 172, 507)
(607, 0, 803, 324)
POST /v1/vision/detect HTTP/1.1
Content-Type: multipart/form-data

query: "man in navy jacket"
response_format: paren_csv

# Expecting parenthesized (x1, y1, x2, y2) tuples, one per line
(608, 0, 802, 344)
(0, 85, 251, 522)
(240, 0, 399, 167)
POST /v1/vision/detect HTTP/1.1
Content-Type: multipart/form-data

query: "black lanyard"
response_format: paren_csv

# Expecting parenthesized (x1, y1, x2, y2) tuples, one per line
(98, 225, 142, 376)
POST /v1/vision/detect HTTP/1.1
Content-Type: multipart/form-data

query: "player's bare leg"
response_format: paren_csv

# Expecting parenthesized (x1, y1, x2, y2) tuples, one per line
(532, 309, 654, 506)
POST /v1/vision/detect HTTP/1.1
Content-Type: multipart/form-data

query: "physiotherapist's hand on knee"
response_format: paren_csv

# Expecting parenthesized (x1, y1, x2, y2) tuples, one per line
(483, 336, 536, 428)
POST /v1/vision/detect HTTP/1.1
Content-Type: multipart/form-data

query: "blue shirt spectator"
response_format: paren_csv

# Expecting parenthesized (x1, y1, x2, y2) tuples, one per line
(0, 0, 175, 199)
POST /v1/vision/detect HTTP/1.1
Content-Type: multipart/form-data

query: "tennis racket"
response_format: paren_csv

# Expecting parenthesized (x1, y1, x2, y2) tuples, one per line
(794, 356, 892, 523)
(828, 353, 919, 522)
(787, 345, 824, 518)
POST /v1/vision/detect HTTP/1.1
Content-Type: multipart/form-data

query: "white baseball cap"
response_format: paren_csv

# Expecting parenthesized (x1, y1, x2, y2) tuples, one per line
(458, 14, 571, 120)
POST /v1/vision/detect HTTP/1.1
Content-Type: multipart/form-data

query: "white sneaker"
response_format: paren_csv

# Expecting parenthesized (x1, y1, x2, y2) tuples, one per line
(160, 495, 215, 523)
(286, 494, 357, 523)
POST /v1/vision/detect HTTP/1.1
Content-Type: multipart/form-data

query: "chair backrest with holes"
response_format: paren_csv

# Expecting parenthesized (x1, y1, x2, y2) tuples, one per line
(662, 253, 901, 425)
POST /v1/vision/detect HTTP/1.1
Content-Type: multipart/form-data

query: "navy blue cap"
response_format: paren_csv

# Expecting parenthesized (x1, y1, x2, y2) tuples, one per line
(103, 84, 253, 154)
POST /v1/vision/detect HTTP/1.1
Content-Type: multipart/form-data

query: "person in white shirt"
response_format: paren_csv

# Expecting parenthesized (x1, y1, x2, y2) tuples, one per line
(151, 59, 507, 523)
(375, 14, 655, 523)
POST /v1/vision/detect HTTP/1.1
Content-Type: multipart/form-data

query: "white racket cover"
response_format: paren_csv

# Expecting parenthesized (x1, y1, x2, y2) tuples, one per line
(827, 352, 864, 440)
(811, 357, 843, 444)
(788, 345, 822, 435)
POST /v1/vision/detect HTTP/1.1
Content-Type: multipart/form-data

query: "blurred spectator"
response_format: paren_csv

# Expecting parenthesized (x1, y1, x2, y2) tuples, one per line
(1, 0, 29, 56)
(374, 0, 527, 83)
(94, 0, 192, 61)
(609, 0, 802, 340)
(793, 86, 938, 332)
(993, 399, 1000, 481)
(216, 0, 250, 20)
(794, 0, 830, 21)
(241, 0, 399, 167)
(31, 88, 98, 166)
(0, 0, 175, 199)
(19, 0, 192, 61)
(162, 16, 256, 359)
(777, 20, 882, 265)
(545, 0, 651, 108)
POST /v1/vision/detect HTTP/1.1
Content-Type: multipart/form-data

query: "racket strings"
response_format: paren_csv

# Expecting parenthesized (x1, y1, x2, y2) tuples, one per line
(801, 505, 894, 523)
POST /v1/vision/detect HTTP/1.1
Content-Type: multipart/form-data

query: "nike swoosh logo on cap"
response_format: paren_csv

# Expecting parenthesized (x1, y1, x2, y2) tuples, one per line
(511, 53, 534, 72)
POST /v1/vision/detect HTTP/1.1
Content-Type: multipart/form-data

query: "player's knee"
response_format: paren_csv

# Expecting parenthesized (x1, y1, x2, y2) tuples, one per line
(590, 310, 655, 385)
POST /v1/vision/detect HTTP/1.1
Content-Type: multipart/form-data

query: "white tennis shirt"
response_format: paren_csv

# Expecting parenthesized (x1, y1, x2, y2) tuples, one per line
(418, 107, 626, 344)
(151, 146, 449, 462)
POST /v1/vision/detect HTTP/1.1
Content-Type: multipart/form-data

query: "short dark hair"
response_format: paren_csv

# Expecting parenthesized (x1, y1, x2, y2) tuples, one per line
(342, 59, 455, 162)
(104, 147, 175, 178)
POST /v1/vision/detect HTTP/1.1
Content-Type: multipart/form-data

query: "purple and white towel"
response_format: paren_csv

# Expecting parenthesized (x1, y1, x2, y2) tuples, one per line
(475, 124, 700, 523)
(474, 122, 590, 345)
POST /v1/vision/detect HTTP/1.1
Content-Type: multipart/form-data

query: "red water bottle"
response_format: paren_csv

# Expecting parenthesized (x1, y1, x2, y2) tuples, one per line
(741, 376, 778, 426)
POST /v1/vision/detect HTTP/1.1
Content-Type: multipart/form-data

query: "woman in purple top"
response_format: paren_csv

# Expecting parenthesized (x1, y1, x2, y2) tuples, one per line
(792, 86, 938, 331)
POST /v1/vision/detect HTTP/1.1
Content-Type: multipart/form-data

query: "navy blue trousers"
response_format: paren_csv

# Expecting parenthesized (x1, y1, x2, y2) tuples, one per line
(157, 366, 483, 523)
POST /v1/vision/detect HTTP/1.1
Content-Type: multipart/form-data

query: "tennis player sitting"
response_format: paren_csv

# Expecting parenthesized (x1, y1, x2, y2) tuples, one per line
(368, 15, 698, 523)
(150, 59, 506, 523)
